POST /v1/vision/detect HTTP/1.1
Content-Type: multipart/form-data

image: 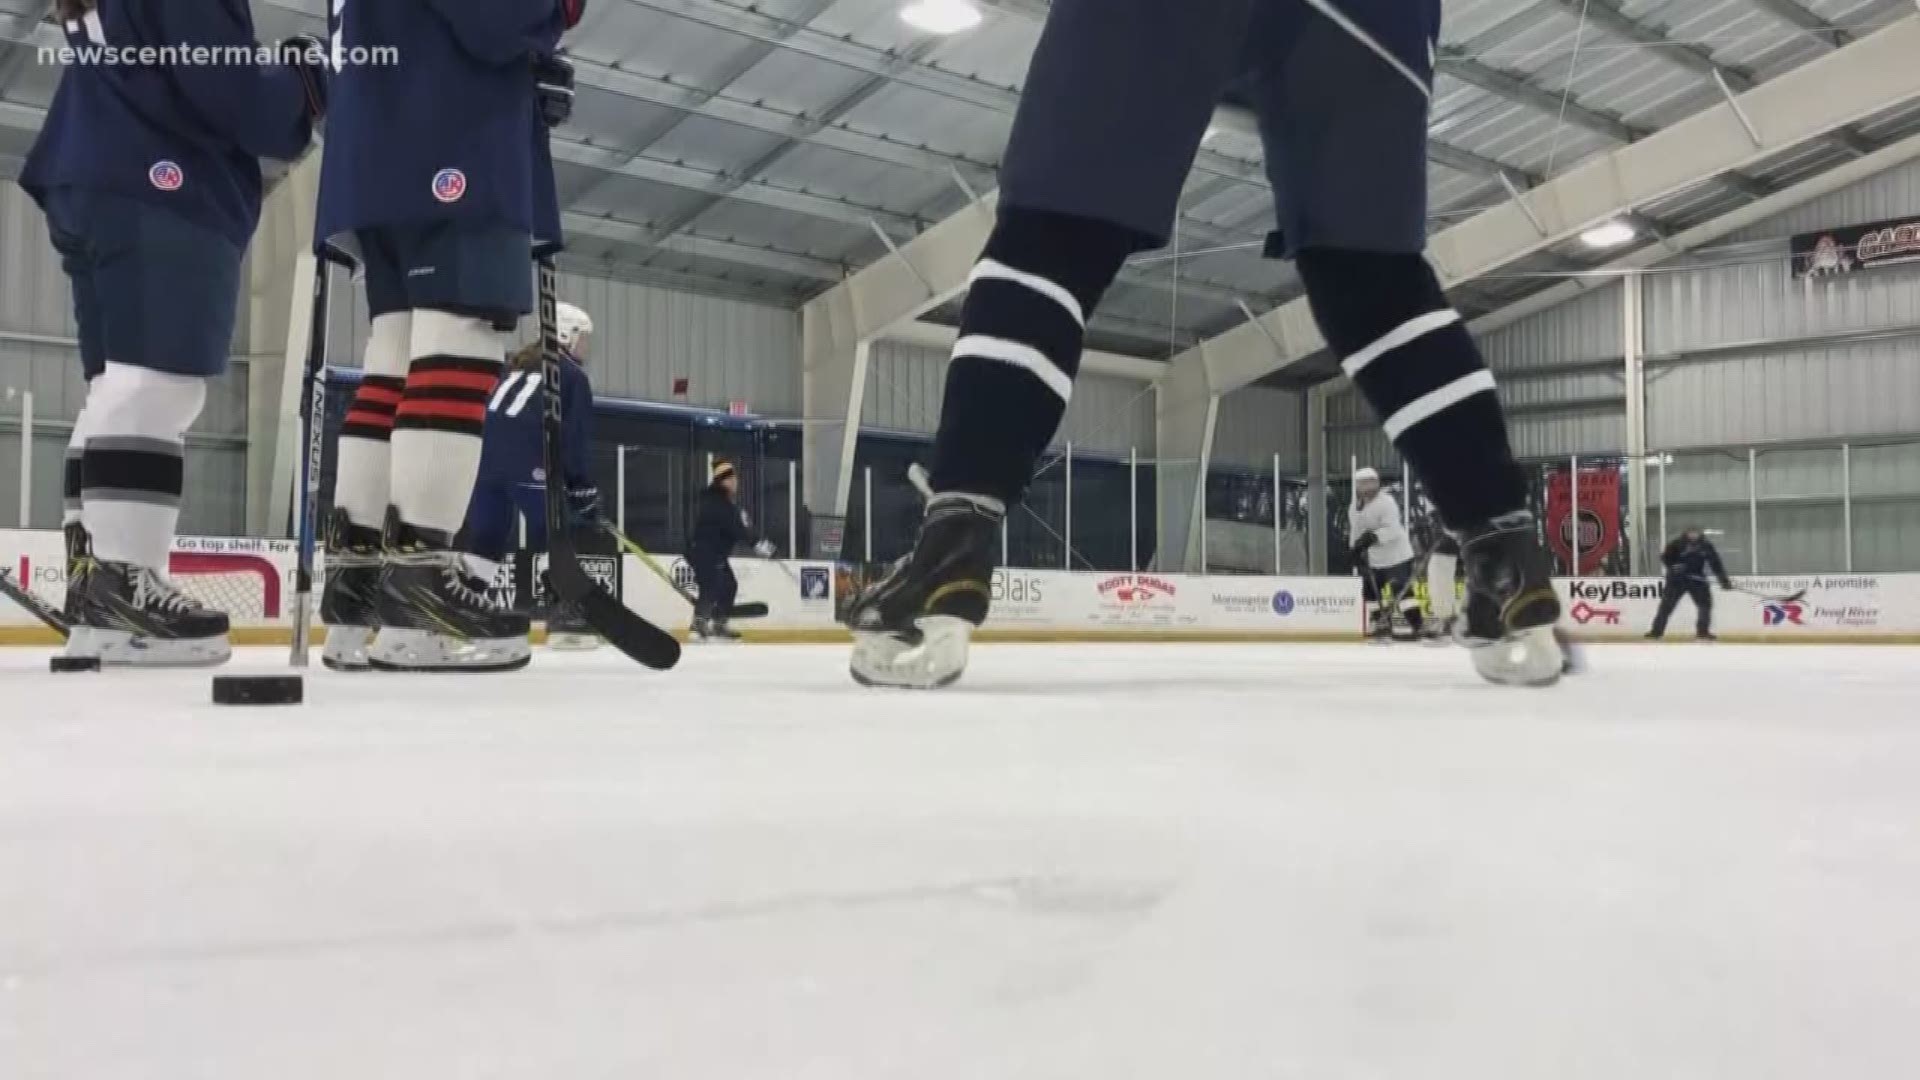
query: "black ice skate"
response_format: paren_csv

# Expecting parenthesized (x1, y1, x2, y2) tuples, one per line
(845, 490, 1002, 689)
(368, 512, 530, 673)
(546, 601, 601, 651)
(63, 559, 231, 667)
(320, 509, 383, 672)
(1457, 511, 1577, 687)
(688, 612, 740, 644)
(62, 521, 91, 623)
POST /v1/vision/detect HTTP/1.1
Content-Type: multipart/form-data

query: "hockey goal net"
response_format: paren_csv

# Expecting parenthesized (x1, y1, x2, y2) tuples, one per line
(168, 550, 284, 624)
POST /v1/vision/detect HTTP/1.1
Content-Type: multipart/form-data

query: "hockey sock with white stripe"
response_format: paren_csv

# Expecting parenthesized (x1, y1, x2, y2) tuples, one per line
(929, 209, 1141, 505)
(1299, 248, 1527, 529)
(79, 362, 204, 572)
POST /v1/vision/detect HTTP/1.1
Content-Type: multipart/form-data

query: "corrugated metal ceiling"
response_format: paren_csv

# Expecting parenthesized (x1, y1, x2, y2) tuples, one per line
(0, 0, 1917, 356)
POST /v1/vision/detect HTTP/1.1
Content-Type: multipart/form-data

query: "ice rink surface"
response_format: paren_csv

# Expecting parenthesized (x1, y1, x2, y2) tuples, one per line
(2, 641, 1917, 1079)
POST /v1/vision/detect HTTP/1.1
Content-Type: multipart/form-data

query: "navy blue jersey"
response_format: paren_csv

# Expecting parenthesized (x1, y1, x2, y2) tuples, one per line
(691, 484, 754, 563)
(476, 353, 592, 489)
(20, 1, 314, 246)
(317, 0, 564, 254)
(1662, 535, 1731, 587)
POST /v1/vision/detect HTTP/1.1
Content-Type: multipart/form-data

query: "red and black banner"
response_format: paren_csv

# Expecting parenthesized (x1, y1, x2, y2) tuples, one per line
(1792, 216, 1920, 279)
(1544, 468, 1621, 575)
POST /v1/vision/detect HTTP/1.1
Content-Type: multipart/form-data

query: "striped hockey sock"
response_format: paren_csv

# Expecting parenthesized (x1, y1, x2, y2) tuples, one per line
(1299, 249, 1527, 529)
(79, 363, 205, 572)
(334, 312, 411, 532)
(929, 209, 1142, 505)
(389, 311, 505, 545)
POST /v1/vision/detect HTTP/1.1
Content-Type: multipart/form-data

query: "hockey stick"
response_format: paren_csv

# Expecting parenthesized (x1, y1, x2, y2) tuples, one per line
(0, 568, 68, 637)
(536, 255, 680, 669)
(1731, 583, 1808, 604)
(1682, 573, 1807, 605)
(597, 522, 770, 620)
(289, 251, 335, 667)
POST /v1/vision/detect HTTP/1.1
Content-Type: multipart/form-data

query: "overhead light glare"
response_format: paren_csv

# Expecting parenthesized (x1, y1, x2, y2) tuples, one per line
(1580, 220, 1636, 249)
(900, 0, 982, 34)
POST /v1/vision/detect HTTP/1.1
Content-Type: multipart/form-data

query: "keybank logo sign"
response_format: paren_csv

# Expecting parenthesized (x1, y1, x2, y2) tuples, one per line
(1568, 580, 1665, 602)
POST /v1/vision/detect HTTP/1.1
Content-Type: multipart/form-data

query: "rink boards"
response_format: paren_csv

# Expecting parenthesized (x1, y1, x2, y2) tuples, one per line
(4, 529, 1918, 645)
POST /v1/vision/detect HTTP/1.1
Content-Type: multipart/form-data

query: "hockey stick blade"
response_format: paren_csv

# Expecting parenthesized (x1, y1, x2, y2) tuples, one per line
(0, 568, 69, 637)
(545, 541, 680, 667)
(597, 520, 771, 620)
(1737, 586, 1808, 604)
(536, 255, 679, 670)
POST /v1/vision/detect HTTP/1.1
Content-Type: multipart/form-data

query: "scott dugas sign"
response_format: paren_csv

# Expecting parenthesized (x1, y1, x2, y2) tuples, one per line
(1792, 216, 1920, 279)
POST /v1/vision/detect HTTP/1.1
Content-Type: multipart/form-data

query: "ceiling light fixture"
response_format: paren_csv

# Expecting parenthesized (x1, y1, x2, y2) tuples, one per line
(900, 0, 982, 34)
(1580, 220, 1636, 249)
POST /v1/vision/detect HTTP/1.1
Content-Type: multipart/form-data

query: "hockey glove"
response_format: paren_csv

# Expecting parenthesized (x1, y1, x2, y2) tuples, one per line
(753, 539, 776, 558)
(560, 0, 588, 30)
(281, 33, 330, 120)
(534, 53, 575, 130)
(567, 484, 600, 523)
(1350, 531, 1377, 561)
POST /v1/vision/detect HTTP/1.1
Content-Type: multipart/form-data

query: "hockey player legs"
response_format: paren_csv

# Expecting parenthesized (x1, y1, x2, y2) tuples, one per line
(39, 192, 244, 667)
(847, 0, 1566, 688)
(317, 228, 534, 673)
(322, 311, 410, 671)
(314, 0, 580, 672)
(362, 232, 531, 673)
(21, 2, 321, 666)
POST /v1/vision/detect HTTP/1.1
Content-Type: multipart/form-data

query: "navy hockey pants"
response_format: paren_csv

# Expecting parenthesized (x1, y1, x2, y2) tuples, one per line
(690, 556, 738, 620)
(355, 222, 534, 328)
(1000, 0, 1437, 257)
(42, 188, 243, 379)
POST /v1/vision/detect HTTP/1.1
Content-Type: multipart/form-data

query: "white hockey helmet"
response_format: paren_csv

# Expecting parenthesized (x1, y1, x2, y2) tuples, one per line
(1353, 466, 1381, 501)
(556, 302, 593, 356)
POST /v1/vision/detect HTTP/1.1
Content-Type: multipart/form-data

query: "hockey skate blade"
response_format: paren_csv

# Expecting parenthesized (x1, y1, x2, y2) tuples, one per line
(1556, 626, 1587, 675)
(63, 626, 232, 668)
(367, 629, 532, 673)
(545, 632, 601, 651)
(1468, 625, 1565, 688)
(851, 616, 970, 690)
(321, 626, 375, 673)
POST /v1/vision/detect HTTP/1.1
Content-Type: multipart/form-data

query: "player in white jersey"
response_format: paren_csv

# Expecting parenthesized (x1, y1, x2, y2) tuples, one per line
(1348, 468, 1423, 640)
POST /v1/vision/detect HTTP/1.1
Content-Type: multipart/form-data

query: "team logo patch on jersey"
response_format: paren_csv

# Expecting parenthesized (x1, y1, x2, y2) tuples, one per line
(432, 168, 468, 203)
(148, 161, 184, 191)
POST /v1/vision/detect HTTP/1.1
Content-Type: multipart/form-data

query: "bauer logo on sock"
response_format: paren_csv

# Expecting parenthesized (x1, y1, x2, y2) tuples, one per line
(432, 168, 468, 203)
(148, 161, 184, 191)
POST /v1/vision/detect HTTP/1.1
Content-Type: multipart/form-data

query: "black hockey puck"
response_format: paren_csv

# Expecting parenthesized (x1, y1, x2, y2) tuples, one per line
(49, 656, 101, 673)
(211, 675, 304, 706)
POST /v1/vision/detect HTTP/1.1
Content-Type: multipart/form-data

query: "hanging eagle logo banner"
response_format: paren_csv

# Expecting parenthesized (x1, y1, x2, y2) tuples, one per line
(1792, 217, 1920, 279)
(1544, 468, 1622, 575)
